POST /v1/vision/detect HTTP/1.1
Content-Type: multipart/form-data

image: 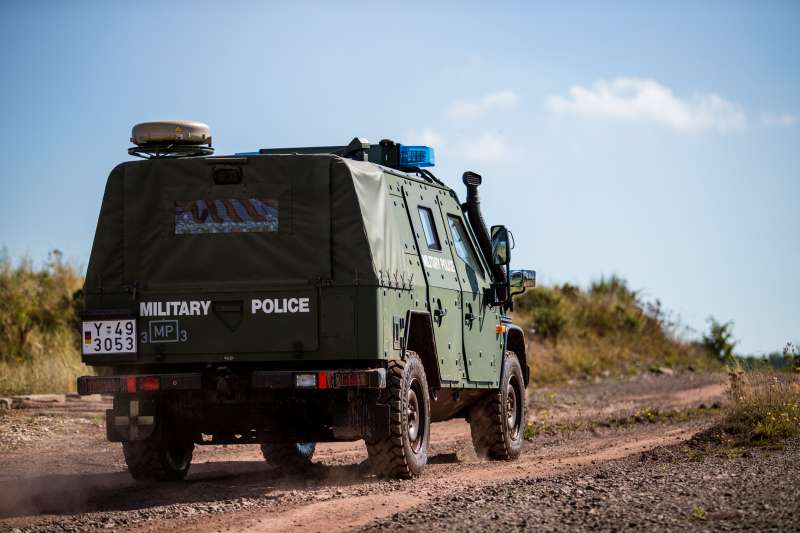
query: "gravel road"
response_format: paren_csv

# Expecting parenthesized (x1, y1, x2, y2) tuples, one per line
(3, 372, 778, 533)
(361, 437, 800, 532)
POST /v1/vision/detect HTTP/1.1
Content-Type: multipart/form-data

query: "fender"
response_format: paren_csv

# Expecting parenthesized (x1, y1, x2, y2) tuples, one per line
(403, 310, 443, 389)
(503, 321, 529, 386)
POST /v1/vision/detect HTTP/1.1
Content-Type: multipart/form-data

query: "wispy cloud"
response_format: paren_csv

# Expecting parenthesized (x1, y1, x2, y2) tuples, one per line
(461, 132, 509, 161)
(761, 113, 799, 127)
(449, 90, 519, 120)
(547, 78, 746, 132)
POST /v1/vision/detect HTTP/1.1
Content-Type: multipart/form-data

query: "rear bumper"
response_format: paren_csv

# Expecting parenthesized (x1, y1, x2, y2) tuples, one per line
(77, 368, 386, 395)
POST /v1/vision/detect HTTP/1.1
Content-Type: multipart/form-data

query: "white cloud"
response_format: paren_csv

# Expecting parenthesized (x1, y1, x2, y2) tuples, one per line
(761, 113, 799, 127)
(449, 90, 519, 120)
(405, 128, 446, 150)
(462, 132, 509, 161)
(547, 78, 747, 132)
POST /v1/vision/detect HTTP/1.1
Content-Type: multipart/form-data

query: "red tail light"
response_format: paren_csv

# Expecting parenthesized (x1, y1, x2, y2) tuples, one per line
(138, 376, 160, 392)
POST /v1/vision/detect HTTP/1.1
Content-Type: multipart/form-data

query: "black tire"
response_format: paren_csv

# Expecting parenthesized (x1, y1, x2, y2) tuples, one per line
(366, 351, 431, 478)
(122, 431, 194, 481)
(469, 351, 525, 460)
(260, 442, 316, 469)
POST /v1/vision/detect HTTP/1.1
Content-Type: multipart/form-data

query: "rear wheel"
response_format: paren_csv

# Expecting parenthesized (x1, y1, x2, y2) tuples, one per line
(122, 431, 194, 481)
(366, 351, 430, 478)
(260, 442, 316, 470)
(469, 351, 525, 460)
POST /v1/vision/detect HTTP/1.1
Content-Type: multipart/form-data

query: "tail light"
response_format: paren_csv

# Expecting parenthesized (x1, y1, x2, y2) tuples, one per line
(138, 376, 160, 392)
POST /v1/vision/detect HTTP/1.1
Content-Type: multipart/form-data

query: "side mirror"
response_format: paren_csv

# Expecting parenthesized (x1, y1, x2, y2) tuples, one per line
(490, 225, 510, 266)
(510, 269, 536, 295)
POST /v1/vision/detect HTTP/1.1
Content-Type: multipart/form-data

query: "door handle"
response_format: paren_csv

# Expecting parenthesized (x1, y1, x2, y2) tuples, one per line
(464, 312, 475, 325)
(434, 308, 448, 319)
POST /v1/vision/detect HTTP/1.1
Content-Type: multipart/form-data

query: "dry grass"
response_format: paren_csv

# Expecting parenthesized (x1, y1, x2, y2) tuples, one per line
(0, 330, 87, 395)
(524, 336, 716, 384)
(718, 371, 800, 443)
(513, 277, 720, 384)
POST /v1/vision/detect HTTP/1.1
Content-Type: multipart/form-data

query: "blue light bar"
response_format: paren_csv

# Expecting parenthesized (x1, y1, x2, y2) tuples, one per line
(399, 145, 435, 167)
(234, 151, 260, 156)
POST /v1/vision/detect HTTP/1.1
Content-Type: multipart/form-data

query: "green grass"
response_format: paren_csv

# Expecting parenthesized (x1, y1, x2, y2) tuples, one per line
(513, 275, 721, 384)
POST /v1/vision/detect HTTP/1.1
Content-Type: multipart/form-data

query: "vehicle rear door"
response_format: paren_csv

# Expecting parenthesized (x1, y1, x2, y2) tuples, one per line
(122, 155, 331, 359)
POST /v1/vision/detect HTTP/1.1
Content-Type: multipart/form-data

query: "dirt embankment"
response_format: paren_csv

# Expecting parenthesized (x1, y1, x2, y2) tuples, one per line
(0, 372, 755, 533)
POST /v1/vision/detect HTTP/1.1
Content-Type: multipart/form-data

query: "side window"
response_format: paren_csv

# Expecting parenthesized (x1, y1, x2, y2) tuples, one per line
(418, 206, 442, 251)
(447, 215, 484, 276)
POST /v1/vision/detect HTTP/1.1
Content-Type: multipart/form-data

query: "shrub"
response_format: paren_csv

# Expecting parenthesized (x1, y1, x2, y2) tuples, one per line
(719, 371, 800, 443)
(513, 276, 719, 383)
(514, 287, 566, 341)
(0, 250, 87, 394)
(702, 318, 737, 364)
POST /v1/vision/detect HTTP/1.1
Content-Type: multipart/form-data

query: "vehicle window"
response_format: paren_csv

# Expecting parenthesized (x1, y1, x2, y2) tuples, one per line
(175, 198, 279, 234)
(418, 206, 442, 250)
(447, 215, 483, 275)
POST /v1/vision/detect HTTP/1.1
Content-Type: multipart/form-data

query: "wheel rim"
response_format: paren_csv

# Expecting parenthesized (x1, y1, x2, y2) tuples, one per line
(506, 375, 523, 440)
(406, 378, 426, 453)
(296, 442, 315, 458)
(164, 445, 190, 472)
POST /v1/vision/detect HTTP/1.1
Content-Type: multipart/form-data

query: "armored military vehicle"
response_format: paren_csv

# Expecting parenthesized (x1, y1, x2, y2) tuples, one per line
(77, 121, 536, 480)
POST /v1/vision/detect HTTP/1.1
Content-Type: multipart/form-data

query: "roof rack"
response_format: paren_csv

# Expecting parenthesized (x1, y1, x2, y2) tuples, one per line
(255, 137, 445, 187)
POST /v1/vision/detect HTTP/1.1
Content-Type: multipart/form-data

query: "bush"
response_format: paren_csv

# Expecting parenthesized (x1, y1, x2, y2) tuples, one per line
(513, 275, 719, 383)
(513, 287, 566, 341)
(0, 250, 88, 394)
(702, 318, 737, 364)
(718, 371, 800, 443)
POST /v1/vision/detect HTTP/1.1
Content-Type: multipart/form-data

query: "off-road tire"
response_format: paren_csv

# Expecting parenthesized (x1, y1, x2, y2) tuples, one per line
(260, 442, 316, 470)
(122, 431, 194, 481)
(469, 351, 525, 460)
(366, 351, 431, 478)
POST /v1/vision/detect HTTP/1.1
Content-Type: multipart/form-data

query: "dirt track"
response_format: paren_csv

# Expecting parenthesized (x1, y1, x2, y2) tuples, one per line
(0, 373, 728, 532)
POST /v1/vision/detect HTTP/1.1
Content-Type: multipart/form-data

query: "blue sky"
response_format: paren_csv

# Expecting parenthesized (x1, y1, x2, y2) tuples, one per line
(0, 1, 797, 354)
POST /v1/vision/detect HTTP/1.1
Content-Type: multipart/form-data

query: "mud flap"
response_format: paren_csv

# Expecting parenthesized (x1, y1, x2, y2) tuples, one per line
(106, 396, 157, 442)
(331, 391, 390, 441)
(365, 401, 390, 441)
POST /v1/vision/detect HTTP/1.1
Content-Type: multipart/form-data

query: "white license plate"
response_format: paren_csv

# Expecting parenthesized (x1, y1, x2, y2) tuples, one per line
(82, 319, 137, 355)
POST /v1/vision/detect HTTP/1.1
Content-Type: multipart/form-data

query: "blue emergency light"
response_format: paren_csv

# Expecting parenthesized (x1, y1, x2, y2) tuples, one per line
(399, 145, 435, 168)
(243, 138, 436, 171)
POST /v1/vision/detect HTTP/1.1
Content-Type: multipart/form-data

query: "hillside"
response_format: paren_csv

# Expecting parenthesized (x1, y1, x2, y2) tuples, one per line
(513, 276, 721, 383)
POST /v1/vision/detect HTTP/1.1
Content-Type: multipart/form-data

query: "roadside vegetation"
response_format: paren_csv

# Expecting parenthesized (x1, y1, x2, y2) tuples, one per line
(705, 371, 800, 446)
(0, 251, 86, 395)
(524, 404, 721, 440)
(513, 275, 721, 383)
(0, 253, 794, 396)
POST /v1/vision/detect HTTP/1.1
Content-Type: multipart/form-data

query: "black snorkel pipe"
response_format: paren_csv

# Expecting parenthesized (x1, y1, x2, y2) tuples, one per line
(462, 171, 507, 295)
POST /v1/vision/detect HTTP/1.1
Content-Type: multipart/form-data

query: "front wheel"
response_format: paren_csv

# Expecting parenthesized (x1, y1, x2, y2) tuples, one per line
(122, 431, 194, 481)
(469, 351, 525, 460)
(366, 351, 431, 478)
(260, 442, 316, 470)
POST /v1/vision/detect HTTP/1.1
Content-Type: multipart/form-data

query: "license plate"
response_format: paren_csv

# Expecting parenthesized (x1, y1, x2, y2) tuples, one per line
(82, 319, 137, 355)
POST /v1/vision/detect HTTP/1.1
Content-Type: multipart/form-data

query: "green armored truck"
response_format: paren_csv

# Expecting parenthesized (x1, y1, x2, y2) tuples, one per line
(77, 121, 536, 480)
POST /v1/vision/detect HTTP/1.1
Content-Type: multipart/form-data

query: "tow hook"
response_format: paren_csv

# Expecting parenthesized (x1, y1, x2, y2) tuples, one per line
(214, 367, 238, 400)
